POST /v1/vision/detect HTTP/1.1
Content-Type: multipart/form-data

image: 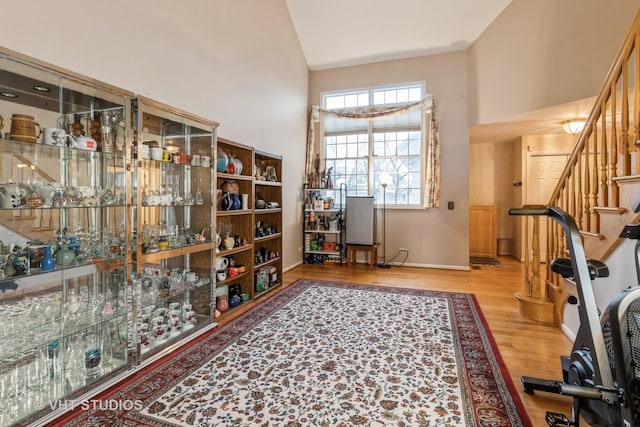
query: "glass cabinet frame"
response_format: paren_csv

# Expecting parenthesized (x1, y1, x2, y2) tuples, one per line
(0, 47, 133, 426)
(129, 96, 219, 367)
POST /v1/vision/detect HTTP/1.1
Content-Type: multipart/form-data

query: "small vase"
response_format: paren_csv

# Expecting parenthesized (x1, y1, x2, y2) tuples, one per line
(56, 244, 76, 266)
(229, 294, 241, 308)
(217, 147, 229, 173)
(230, 193, 241, 210)
(216, 295, 229, 312)
(41, 245, 55, 272)
(221, 192, 232, 211)
(224, 236, 235, 250)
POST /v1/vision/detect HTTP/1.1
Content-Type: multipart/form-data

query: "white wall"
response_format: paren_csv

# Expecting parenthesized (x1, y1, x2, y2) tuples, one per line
(0, 0, 309, 271)
(309, 51, 470, 269)
(563, 239, 639, 338)
(468, 0, 640, 125)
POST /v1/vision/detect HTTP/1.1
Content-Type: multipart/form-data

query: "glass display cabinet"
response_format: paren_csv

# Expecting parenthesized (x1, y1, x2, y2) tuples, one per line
(130, 97, 218, 365)
(0, 48, 132, 425)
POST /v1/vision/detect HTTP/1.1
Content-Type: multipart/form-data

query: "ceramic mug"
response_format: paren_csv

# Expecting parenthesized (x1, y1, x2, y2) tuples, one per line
(227, 266, 238, 277)
(201, 156, 211, 167)
(216, 270, 227, 281)
(0, 183, 28, 208)
(215, 256, 229, 271)
(71, 135, 97, 151)
(10, 114, 41, 143)
(155, 323, 167, 339)
(150, 147, 164, 161)
(161, 150, 173, 162)
(140, 144, 150, 159)
(43, 127, 73, 146)
(183, 310, 196, 322)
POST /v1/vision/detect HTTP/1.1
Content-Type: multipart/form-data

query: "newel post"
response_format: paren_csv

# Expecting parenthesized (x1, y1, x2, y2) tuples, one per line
(515, 208, 554, 324)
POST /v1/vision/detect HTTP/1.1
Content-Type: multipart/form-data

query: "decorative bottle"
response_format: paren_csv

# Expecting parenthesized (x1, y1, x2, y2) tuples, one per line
(41, 245, 55, 272)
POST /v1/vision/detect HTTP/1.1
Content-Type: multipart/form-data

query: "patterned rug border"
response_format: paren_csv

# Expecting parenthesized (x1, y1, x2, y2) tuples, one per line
(49, 279, 532, 426)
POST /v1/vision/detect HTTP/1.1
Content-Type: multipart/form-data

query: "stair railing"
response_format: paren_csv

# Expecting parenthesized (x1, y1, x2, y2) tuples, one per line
(519, 10, 640, 324)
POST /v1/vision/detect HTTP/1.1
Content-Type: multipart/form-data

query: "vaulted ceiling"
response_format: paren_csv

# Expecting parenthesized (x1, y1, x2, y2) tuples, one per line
(285, 0, 593, 145)
(285, 0, 512, 71)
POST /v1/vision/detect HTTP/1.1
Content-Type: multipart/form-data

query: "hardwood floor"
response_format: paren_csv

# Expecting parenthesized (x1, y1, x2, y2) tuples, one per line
(277, 257, 575, 426)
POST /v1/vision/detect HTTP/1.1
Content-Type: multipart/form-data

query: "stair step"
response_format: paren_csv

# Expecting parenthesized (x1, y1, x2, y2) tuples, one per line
(593, 206, 626, 215)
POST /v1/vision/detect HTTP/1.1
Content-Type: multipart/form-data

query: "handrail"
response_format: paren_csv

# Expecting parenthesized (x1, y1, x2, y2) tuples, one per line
(518, 9, 640, 324)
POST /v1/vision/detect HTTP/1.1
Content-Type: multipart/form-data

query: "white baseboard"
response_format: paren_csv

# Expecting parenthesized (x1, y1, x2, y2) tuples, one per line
(286, 260, 470, 272)
(370, 261, 471, 271)
(283, 261, 303, 273)
(561, 323, 577, 341)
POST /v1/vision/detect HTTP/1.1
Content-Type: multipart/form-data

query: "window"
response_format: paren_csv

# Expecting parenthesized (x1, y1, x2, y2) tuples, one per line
(322, 83, 424, 206)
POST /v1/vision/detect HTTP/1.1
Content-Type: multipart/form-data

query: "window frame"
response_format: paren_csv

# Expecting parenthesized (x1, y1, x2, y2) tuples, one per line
(320, 82, 426, 208)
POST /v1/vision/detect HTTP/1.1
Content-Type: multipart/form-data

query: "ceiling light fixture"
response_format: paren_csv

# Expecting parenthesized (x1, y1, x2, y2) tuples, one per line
(562, 119, 586, 135)
(32, 84, 51, 92)
(0, 91, 18, 98)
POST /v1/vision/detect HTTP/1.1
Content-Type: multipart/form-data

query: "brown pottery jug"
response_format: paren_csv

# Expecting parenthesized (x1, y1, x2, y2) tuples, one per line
(216, 295, 229, 312)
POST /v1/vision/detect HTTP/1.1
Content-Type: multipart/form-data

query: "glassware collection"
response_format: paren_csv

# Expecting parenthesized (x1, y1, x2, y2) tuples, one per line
(0, 270, 127, 424)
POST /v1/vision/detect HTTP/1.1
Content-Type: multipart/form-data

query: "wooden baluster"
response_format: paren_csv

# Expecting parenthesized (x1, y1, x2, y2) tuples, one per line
(577, 159, 583, 230)
(523, 214, 531, 297)
(622, 60, 631, 176)
(635, 31, 640, 149)
(530, 215, 542, 299)
(590, 122, 599, 232)
(600, 99, 609, 209)
(584, 131, 591, 231)
(570, 173, 576, 220)
(610, 81, 619, 207)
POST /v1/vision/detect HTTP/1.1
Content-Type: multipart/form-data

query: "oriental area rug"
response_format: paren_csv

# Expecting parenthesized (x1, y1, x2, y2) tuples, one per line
(53, 279, 531, 426)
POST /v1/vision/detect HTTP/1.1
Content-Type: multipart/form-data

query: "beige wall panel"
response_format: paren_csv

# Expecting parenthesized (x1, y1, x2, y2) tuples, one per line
(468, 0, 640, 125)
(310, 52, 470, 269)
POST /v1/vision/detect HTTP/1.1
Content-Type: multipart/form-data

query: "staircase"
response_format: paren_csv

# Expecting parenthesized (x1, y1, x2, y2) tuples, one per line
(518, 10, 640, 325)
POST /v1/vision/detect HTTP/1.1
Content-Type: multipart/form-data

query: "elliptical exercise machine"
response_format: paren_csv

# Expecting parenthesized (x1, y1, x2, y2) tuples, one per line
(508, 205, 640, 427)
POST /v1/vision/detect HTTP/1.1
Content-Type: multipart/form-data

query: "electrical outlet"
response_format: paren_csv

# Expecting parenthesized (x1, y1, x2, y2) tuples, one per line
(399, 248, 408, 253)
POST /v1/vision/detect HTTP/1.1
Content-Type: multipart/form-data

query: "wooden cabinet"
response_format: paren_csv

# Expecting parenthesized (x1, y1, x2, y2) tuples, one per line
(214, 138, 255, 315)
(253, 150, 282, 298)
(213, 140, 283, 316)
(469, 205, 497, 258)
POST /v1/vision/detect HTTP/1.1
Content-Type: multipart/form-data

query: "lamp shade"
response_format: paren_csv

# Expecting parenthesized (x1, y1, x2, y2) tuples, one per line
(562, 119, 586, 135)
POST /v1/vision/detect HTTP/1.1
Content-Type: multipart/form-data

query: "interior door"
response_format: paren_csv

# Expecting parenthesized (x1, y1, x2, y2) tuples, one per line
(469, 205, 497, 258)
(525, 153, 569, 260)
